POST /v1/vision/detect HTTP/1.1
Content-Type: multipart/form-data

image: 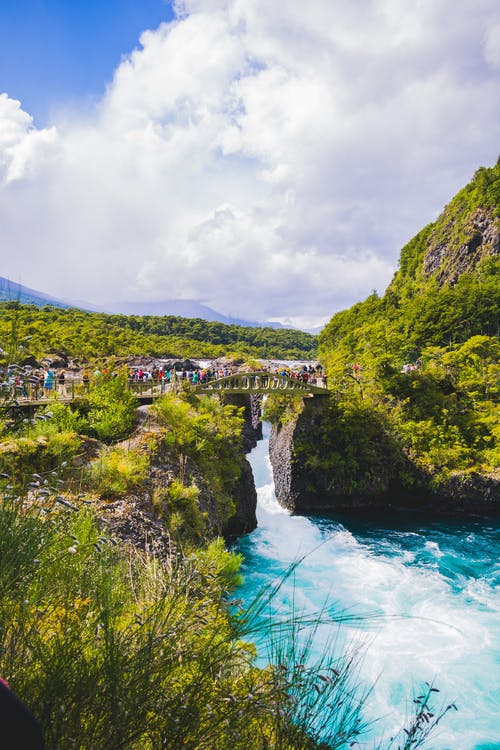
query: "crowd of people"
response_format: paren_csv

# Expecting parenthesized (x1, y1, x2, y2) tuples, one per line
(126, 363, 326, 389)
(0, 365, 71, 402)
(0, 361, 327, 403)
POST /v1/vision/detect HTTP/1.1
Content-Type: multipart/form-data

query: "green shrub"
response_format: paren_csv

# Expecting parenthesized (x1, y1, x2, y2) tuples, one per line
(82, 372, 138, 442)
(153, 479, 207, 542)
(0, 431, 81, 487)
(88, 446, 149, 498)
(44, 402, 86, 433)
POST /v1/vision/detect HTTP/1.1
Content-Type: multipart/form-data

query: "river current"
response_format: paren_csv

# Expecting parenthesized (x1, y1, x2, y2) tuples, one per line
(235, 423, 500, 750)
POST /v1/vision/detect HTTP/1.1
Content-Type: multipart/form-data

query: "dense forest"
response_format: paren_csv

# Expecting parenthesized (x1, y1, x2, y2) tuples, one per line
(0, 303, 317, 362)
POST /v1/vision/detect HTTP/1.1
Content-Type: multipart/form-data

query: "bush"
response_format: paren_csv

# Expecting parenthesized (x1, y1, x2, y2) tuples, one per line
(153, 479, 207, 542)
(82, 372, 138, 442)
(88, 446, 149, 498)
(0, 431, 81, 487)
(44, 402, 86, 434)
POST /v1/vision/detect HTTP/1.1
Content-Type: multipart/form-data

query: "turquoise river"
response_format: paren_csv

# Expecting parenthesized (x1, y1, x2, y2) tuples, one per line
(235, 423, 500, 750)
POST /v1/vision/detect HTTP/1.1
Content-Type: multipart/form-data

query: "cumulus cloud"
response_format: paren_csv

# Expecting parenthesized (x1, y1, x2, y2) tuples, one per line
(1, 0, 499, 327)
(0, 94, 57, 182)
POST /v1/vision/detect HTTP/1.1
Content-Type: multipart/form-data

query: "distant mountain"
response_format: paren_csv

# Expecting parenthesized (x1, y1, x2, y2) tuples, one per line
(0, 277, 286, 330)
(0, 277, 69, 309)
(103, 299, 284, 328)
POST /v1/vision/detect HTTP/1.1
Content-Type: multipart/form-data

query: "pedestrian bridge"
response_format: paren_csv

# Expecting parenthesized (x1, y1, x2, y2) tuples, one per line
(192, 372, 328, 396)
(0, 371, 329, 411)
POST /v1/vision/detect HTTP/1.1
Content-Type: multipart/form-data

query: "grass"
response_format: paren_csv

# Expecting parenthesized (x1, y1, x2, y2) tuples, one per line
(87, 446, 150, 498)
(0, 479, 453, 750)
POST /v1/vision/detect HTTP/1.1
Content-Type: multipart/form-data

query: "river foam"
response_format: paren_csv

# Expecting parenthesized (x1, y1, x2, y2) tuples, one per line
(235, 423, 500, 750)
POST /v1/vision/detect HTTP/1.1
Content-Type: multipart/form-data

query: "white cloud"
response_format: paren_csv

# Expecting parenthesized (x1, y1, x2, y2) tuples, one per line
(0, 93, 57, 183)
(0, 0, 499, 327)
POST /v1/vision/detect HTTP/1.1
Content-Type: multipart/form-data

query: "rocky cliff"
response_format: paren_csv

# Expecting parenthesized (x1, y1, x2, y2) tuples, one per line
(269, 397, 500, 516)
(269, 397, 410, 513)
(220, 457, 258, 538)
(312, 160, 499, 517)
(422, 206, 499, 285)
(95, 402, 258, 553)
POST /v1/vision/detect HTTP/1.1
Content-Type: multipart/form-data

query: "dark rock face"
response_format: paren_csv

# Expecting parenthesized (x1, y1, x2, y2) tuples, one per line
(430, 472, 500, 516)
(97, 496, 173, 561)
(222, 458, 258, 539)
(423, 208, 499, 285)
(269, 398, 500, 517)
(269, 417, 298, 512)
(269, 407, 392, 513)
(269, 398, 404, 513)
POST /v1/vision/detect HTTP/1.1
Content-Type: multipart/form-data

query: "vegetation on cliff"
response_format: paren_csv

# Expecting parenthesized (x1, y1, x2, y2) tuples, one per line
(0, 303, 317, 361)
(0, 378, 450, 748)
(315, 160, 499, 497)
(0, 373, 252, 537)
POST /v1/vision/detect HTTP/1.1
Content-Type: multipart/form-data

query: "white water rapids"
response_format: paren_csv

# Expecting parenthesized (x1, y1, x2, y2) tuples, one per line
(235, 423, 500, 750)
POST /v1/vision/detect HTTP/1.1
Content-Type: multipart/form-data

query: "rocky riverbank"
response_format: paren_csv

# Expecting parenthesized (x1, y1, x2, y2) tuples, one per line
(268, 397, 500, 517)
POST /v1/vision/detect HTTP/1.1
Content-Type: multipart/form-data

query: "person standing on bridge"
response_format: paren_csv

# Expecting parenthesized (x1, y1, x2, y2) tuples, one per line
(43, 367, 54, 398)
(28, 371, 41, 400)
(82, 370, 90, 392)
(57, 370, 66, 396)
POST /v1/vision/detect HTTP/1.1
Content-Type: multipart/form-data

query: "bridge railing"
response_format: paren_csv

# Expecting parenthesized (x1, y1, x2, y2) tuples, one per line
(0, 379, 85, 404)
(1, 370, 327, 407)
(192, 372, 328, 394)
(0, 377, 180, 407)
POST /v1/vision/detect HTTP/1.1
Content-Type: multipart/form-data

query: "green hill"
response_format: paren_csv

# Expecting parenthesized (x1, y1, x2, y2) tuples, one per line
(320, 160, 499, 363)
(314, 159, 499, 500)
(0, 303, 317, 362)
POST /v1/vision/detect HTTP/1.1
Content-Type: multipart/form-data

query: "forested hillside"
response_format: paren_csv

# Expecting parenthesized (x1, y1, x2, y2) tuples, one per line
(320, 161, 499, 361)
(0, 303, 317, 361)
(314, 160, 499, 497)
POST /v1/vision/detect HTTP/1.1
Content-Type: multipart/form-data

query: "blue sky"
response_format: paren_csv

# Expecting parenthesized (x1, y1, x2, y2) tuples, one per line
(0, 0, 499, 327)
(0, 0, 174, 125)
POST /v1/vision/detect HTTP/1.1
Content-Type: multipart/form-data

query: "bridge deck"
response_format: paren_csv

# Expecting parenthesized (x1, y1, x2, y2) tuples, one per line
(192, 372, 328, 396)
(1, 372, 328, 410)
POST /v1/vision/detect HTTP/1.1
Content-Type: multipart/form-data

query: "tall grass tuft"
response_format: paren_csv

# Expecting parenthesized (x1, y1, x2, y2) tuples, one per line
(0, 481, 452, 749)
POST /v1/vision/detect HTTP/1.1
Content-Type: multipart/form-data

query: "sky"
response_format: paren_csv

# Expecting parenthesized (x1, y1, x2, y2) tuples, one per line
(0, 0, 499, 329)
